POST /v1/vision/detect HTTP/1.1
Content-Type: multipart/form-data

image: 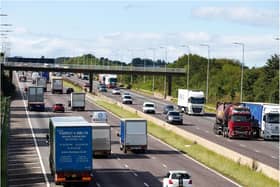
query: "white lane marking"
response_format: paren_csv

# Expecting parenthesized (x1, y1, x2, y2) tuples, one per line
(96, 183, 101, 187)
(9, 154, 38, 157)
(8, 162, 40, 166)
(226, 139, 232, 142)
(144, 182, 150, 187)
(271, 156, 277, 159)
(9, 166, 41, 171)
(205, 130, 209, 133)
(133, 172, 138, 176)
(215, 135, 220, 137)
(239, 144, 246, 148)
(8, 177, 44, 182)
(117, 157, 121, 161)
(15, 73, 50, 187)
(196, 127, 200, 130)
(151, 156, 156, 159)
(149, 134, 242, 187)
(8, 182, 46, 187)
(162, 164, 167, 168)
(124, 164, 129, 168)
(254, 150, 260, 153)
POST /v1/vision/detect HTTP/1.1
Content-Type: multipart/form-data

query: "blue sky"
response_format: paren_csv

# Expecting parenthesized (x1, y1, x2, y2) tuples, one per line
(1, 0, 279, 67)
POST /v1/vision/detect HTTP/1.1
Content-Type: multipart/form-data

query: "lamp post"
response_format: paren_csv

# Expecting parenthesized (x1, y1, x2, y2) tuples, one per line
(200, 44, 210, 103)
(160, 46, 167, 99)
(180, 45, 191, 90)
(148, 48, 156, 92)
(233, 42, 244, 102)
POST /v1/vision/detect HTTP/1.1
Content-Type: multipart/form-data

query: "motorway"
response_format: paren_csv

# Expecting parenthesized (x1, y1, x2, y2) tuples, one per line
(7, 72, 240, 187)
(68, 76, 279, 170)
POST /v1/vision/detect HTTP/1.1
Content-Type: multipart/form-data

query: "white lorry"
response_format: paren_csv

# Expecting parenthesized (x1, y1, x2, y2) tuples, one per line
(177, 89, 205, 115)
(119, 118, 147, 153)
(51, 76, 63, 94)
(242, 102, 279, 140)
(27, 86, 45, 111)
(104, 74, 117, 88)
(68, 92, 85, 111)
(35, 77, 47, 92)
(91, 123, 111, 156)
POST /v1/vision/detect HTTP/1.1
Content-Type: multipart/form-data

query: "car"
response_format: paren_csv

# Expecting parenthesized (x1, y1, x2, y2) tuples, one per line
(98, 85, 107, 92)
(142, 102, 156, 114)
(83, 83, 90, 92)
(166, 111, 183, 124)
(122, 95, 133, 104)
(162, 170, 192, 187)
(66, 87, 74, 94)
(121, 92, 131, 98)
(112, 88, 121, 95)
(52, 103, 65, 112)
(90, 110, 108, 122)
(163, 105, 175, 114)
(19, 75, 27, 82)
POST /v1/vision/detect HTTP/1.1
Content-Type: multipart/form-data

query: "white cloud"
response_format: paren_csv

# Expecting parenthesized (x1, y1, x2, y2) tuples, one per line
(7, 27, 277, 67)
(192, 6, 277, 27)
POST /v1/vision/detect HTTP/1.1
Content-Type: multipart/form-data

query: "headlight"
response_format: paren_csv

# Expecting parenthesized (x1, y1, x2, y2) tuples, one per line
(168, 116, 173, 120)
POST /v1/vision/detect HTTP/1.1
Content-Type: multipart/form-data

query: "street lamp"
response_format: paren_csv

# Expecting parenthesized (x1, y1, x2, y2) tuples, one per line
(180, 45, 191, 90)
(233, 42, 245, 102)
(160, 46, 167, 99)
(148, 48, 156, 92)
(200, 44, 210, 103)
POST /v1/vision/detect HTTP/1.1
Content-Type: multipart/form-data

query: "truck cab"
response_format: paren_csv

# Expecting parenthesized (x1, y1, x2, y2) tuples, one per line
(261, 106, 279, 140)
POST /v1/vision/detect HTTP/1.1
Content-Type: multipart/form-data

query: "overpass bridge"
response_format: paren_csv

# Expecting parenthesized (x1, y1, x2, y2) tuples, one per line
(1, 62, 186, 96)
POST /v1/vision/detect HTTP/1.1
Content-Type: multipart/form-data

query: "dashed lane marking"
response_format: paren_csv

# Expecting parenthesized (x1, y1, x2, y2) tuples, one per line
(144, 182, 150, 187)
(162, 164, 167, 168)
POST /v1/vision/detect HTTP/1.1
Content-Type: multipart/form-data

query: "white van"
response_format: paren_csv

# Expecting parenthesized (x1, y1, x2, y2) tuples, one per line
(90, 110, 108, 123)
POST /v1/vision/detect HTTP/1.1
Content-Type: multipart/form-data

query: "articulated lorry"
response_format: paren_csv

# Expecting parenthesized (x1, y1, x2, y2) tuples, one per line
(177, 89, 205, 115)
(99, 74, 117, 88)
(119, 119, 147, 153)
(48, 116, 93, 185)
(91, 123, 111, 156)
(241, 102, 279, 140)
(27, 86, 45, 111)
(214, 102, 252, 139)
(51, 76, 63, 94)
(68, 92, 85, 111)
(35, 77, 47, 92)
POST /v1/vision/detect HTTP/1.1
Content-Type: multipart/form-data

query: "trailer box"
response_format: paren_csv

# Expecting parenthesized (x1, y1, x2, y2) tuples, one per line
(27, 86, 45, 111)
(36, 77, 47, 92)
(69, 92, 85, 111)
(91, 123, 111, 156)
(51, 76, 63, 94)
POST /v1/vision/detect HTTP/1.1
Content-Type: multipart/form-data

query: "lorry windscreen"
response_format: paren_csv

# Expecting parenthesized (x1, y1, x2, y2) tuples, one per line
(266, 114, 279, 123)
(109, 78, 117, 83)
(190, 97, 205, 104)
(231, 115, 251, 122)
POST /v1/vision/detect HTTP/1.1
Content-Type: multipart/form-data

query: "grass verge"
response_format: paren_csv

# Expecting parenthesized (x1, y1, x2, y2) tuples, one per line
(63, 79, 84, 92)
(66, 80, 279, 187)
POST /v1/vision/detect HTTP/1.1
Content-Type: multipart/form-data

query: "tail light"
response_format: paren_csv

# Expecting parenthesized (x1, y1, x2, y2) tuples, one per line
(188, 179, 192, 184)
(168, 179, 173, 184)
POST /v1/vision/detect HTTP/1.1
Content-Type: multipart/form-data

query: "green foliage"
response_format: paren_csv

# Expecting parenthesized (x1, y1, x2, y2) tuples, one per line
(1, 73, 15, 97)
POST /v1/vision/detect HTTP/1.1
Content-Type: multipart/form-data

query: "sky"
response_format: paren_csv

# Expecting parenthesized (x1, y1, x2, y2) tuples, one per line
(1, 0, 279, 67)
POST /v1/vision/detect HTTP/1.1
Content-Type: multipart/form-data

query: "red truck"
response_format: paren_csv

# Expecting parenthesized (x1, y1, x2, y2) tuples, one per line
(213, 102, 252, 139)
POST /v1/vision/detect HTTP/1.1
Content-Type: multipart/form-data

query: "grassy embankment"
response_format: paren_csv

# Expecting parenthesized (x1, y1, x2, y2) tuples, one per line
(63, 79, 279, 187)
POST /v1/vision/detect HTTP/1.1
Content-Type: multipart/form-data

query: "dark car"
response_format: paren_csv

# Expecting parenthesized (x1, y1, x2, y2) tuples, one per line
(66, 87, 74, 94)
(98, 85, 107, 92)
(52, 103, 65, 112)
(166, 111, 183, 124)
(163, 105, 175, 114)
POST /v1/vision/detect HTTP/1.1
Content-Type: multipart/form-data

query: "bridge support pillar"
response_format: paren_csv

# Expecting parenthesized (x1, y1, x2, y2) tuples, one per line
(9, 70, 13, 81)
(167, 75, 172, 96)
(89, 72, 93, 93)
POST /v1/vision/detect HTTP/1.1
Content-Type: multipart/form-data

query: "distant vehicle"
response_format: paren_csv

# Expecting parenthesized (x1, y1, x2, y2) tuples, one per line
(83, 82, 90, 92)
(98, 85, 107, 92)
(214, 102, 252, 139)
(166, 111, 183, 125)
(51, 76, 63, 94)
(104, 74, 117, 88)
(82, 73, 89, 80)
(31, 72, 40, 84)
(177, 89, 205, 115)
(19, 75, 27, 82)
(122, 95, 133, 104)
(68, 92, 85, 111)
(40, 71, 50, 83)
(119, 118, 147, 153)
(66, 87, 74, 94)
(52, 103, 65, 113)
(142, 102, 156, 114)
(121, 92, 131, 98)
(27, 86, 45, 111)
(91, 123, 111, 156)
(112, 88, 121, 95)
(48, 117, 92, 185)
(35, 77, 47, 92)
(241, 102, 279, 140)
(90, 110, 108, 122)
(163, 105, 175, 114)
(163, 170, 192, 187)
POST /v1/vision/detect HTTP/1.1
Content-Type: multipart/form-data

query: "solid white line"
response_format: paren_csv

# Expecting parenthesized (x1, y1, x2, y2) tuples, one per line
(133, 172, 138, 176)
(150, 134, 242, 187)
(124, 164, 129, 168)
(96, 183, 101, 187)
(254, 150, 260, 153)
(162, 164, 167, 168)
(144, 182, 150, 187)
(15, 73, 50, 187)
(239, 144, 246, 147)
(271, 156, 277, 159)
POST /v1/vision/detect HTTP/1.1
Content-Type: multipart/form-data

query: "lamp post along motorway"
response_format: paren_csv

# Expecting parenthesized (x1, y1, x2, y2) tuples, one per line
(233, 42, 245, 102)
(149, 48, 156, 92)
(180, 45, 190, 90)
(200, 44, 210, 103)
